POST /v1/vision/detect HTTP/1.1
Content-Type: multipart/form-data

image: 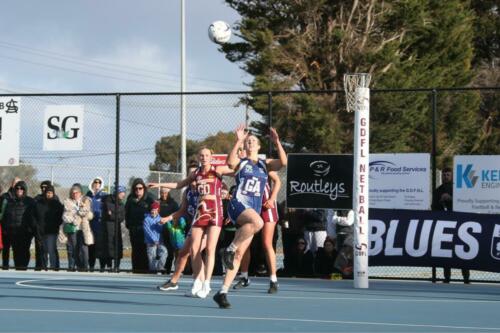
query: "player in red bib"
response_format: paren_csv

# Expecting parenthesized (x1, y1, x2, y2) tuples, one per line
(151, 147, 232, 298)
(232, 170, 281, 293)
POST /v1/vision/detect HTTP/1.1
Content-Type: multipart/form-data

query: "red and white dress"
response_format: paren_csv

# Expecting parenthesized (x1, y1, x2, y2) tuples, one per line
(260, 182, 278, 223)
(192, 165, 223, 228)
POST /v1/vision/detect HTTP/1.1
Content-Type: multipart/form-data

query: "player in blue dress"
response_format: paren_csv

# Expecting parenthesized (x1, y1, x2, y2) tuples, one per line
(213, 125, 287, 309)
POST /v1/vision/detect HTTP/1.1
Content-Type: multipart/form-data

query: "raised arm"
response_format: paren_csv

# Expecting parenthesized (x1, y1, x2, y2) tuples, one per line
(266, 127, 287, 171)
(226, 124, 247, 170)
(148, 172, 195, 190)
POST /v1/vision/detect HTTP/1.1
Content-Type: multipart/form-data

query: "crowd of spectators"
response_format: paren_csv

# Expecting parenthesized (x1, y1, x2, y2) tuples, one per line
(0, 176, 353, 279)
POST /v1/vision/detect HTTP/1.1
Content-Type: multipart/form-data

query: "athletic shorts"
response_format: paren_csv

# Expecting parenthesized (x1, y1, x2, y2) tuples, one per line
(192, 199, 222, 228)
(228, 196, 263, 224)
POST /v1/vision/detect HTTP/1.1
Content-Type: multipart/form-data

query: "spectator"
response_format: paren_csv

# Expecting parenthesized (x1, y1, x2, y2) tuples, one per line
(143, 201, 168, 273)
(59, 183, 94, 271)
(301, 208, 328, 255)
(432, 167, 470, 284)
(329, 210, 354, 252)
(86, 177, 107, 271)
(0, 177, 21, 269)
(158, 187, 179, 274)
(287, 237, 314, 278)
(125, 178, 154, 273)
(33, 180, 59, 270)
(0, 180, 36, 270)
(100, 185, 126, 271)
(280, 206, 305, 276)
(165, 216, 187, 269)
(34, 184, 63, 270)
(314, 237, 339, 278)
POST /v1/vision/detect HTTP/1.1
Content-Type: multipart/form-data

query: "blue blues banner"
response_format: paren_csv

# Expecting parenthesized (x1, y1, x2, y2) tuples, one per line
(369, 209, 500, 272)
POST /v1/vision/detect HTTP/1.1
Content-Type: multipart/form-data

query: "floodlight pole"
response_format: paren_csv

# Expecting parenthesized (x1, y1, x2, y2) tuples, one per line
(180, 0, 187, 179)
(353, 87, 370, 289)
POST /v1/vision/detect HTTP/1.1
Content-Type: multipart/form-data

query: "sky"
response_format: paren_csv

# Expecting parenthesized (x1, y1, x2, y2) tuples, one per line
(0, 0, 248, 93)
(0, 0, 253, 188)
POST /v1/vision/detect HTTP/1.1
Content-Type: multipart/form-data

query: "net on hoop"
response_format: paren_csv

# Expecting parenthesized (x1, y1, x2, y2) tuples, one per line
(343, 73, 371, 112)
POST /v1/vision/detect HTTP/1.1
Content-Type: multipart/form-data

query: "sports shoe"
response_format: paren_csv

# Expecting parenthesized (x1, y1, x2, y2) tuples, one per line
(268, 281, 279, 294)
(213, 291, 231, 309)
(232, 277, 250, 290)
(220, 247, 235, 270)
(196, 284, 211, 299)
(186, 280, 203, 297)
(158, 279, 179, 291)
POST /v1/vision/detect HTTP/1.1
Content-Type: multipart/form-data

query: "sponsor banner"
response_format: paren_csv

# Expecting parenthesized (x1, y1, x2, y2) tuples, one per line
(43, 105, 84, 151)
(369, 153, 431, 210)
(369, 208, 500, 272)
(286, 154, 353, 209)
(211, 154, 227, 166)
(454, 155, 500, 214)
(0, 97, 21, 166)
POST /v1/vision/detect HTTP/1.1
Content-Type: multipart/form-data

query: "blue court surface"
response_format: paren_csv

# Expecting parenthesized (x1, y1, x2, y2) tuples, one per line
(1, 271, 499, 332)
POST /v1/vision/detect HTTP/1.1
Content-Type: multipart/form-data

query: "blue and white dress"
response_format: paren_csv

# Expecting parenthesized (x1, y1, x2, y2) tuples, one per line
(228, 158, 268, 222)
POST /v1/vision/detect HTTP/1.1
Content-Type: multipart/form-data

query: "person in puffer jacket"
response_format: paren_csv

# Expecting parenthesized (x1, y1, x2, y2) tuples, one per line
(0, 180, 36, 270)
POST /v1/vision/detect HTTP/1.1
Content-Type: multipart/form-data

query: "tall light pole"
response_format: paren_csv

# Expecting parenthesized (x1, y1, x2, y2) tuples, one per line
(180, 0, 187, 179)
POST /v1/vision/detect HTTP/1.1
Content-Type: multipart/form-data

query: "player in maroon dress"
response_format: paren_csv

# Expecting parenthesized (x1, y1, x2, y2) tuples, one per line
(150, 147, 232, 298)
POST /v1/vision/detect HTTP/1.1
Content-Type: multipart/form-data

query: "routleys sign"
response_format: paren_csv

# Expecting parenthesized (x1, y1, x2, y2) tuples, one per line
(369, 153, 431, 210)
(43, 105, 84, 151)
(369, 209, 500, 272)
(454, 155, 500, 214)
(286, 154, 353, 209)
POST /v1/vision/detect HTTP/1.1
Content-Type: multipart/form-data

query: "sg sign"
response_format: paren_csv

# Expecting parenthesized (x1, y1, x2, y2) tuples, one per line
(43, 105, 84, 151)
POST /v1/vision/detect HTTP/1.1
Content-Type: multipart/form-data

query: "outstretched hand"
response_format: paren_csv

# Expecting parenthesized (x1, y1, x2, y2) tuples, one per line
(236, 124, 248, 142)
(269, 127, 280, 144)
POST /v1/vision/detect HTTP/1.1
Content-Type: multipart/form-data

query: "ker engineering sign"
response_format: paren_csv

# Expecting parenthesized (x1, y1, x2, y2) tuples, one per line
(454, 155, 500, 214)
(286, 154, 353, 209)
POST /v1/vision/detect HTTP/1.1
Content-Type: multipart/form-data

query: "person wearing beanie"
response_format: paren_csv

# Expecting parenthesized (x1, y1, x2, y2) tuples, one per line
(0, 177, 21, 269)
(33, 181, 59, 270)
(34, 184, 63, 270)
(0, 180, 36, 269)
(143, 201, 168, 274)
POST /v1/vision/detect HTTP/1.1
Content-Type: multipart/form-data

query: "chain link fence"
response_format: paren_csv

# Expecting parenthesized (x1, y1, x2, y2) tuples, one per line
(0, 88, 498, 281)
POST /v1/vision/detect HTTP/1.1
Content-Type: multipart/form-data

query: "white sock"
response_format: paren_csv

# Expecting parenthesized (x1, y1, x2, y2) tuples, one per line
(270, 275, 278, 283)
(227, 243, 237, 252)
(220, 285, 229, 294)
(203, 280, 211, 291)
(241, 272, 248, 279)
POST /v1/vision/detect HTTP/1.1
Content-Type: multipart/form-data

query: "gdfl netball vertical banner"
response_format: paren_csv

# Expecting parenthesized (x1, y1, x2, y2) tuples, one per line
(0, 97, 21, 166)
(43, 105, 84, 151)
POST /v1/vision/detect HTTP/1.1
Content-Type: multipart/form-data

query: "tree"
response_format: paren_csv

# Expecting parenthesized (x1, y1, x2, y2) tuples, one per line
(221, 0, 483, 162)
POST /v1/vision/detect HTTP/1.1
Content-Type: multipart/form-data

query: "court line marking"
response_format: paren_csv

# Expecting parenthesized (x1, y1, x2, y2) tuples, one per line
(15, 279, 500, 303)
(0, 308, 497, 331)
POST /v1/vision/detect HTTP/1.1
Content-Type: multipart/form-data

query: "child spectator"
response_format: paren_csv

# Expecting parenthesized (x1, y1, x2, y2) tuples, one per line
(143, 201, 168, 273)
(165, 216, 187, 269)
